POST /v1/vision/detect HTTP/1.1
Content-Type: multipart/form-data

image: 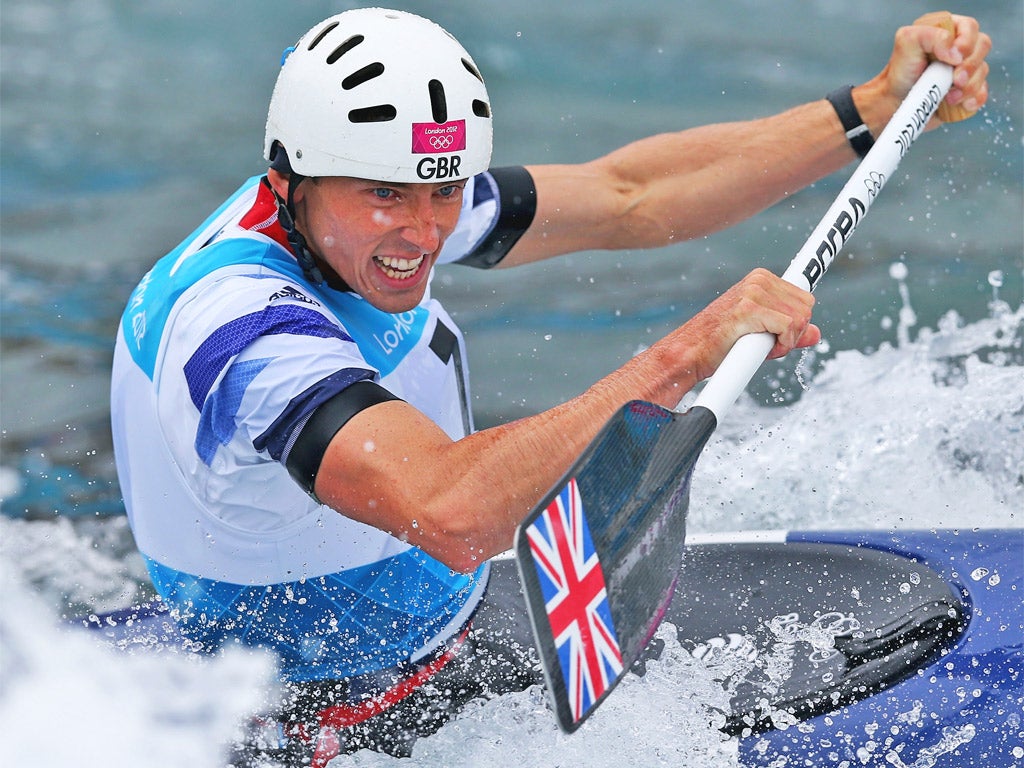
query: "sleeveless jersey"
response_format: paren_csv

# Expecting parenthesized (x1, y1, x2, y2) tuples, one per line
(111, 169, 535, 681)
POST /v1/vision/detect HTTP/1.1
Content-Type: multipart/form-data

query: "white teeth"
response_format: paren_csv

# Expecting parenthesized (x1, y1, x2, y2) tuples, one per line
(376, 254, 425, 280)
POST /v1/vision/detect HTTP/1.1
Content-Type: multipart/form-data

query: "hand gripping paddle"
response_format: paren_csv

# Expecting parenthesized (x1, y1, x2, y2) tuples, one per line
(515, 28, 967, 732)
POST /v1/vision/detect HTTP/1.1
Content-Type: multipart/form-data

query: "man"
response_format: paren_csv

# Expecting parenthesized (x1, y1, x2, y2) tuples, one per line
(110, 7, 990, 763)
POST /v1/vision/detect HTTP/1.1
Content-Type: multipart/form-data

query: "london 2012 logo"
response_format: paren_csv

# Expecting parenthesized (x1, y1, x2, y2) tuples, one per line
(412, 120, 467, 154)
(412, 120, 468, 179)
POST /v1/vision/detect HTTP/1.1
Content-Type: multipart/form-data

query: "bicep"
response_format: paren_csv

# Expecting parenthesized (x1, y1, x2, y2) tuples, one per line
(309, 393, 537, 572)
(311, 396, 460, 547)
(499, 161, 660, 266)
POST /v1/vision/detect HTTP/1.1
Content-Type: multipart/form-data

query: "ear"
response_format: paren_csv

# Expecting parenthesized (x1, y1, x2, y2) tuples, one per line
(267, 168, 292, 200)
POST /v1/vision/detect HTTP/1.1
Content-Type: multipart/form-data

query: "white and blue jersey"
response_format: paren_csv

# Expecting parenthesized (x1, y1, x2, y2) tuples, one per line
(111, 168, 536, 682)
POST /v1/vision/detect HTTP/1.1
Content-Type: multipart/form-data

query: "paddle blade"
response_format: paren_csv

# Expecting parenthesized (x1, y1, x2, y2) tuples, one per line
(514, 400, 717, 731)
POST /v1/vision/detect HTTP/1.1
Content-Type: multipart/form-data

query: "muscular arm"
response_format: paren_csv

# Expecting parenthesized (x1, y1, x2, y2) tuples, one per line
(309, 14, 987, 572)
(506, 101, 849, 263)
(313, 269, 819, 572)
(498, 13, 989, 267)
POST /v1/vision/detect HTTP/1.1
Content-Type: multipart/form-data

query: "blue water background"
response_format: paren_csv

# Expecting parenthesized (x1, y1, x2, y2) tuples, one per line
(1, 0, 1021, 520)
(1, 5, 1022, 765)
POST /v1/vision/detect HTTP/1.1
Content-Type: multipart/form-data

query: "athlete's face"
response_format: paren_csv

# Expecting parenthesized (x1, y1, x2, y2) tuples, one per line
(281, 172, 465, 314)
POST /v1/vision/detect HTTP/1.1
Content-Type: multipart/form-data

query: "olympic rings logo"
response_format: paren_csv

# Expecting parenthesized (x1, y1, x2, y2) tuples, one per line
(412, 121, 466, 155)
(863, 171, 885, 198)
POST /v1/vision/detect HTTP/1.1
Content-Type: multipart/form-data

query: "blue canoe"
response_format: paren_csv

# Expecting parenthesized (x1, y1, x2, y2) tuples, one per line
(82, 527, 1023, 766)
(673, 527, 1023, 768)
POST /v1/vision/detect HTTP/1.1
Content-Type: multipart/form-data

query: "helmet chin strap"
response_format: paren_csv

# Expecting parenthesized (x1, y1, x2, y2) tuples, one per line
(271, 174, 326, 287)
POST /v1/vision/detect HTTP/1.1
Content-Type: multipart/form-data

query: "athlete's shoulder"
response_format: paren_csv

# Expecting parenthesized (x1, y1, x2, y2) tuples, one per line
(118, 177, 310, 373)
(440, 167, 537, 269)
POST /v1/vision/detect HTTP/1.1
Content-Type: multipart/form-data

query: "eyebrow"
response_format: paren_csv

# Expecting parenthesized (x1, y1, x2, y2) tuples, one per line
(362, 180, 466, 191)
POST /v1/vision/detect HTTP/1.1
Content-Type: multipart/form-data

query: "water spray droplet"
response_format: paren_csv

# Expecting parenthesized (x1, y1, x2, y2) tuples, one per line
(888, 261, 908, 281)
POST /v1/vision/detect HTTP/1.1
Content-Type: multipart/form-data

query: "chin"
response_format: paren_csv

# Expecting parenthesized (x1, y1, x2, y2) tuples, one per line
(366, 286, 426, 315)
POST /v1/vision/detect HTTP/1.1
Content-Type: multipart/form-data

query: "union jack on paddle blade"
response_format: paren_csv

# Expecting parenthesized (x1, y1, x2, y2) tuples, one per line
(525, 477, 623, 725)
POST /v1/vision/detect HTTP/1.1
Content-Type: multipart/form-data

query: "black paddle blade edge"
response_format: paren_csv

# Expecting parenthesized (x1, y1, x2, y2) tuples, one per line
(514, 401, 718, 732)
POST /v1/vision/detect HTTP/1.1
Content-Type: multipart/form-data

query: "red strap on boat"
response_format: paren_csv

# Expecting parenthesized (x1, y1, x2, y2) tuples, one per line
(309, 623, 472, 768)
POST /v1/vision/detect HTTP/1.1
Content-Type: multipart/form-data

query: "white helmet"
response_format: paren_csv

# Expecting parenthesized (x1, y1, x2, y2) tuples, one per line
(264, 8, 492, 183)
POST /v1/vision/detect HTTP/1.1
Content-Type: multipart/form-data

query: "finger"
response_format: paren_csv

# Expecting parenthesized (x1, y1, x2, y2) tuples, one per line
(954, 33, 992, 112)
(750, 298, 814, 355)
(912, 12, 963, 65)
(913, 12, 992, 123)
(950, 60, 990, 114)
(795, 322, 822, 350)
(766, 322, 820, 360)
(949, 14, 984, 57)
(721, 269, 815, 338)
(949, 18, 990, 82)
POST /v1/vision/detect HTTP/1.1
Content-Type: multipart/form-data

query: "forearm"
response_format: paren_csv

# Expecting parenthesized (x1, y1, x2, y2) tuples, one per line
(433, 337, 701, 561)
(316, 323, 703, 571)
(597, 99, 854, 245)
(505, 97, 857, 264)
(499, 12, 989, 269)
(316, 268, 816, 571)
(580, 13, 979, 251)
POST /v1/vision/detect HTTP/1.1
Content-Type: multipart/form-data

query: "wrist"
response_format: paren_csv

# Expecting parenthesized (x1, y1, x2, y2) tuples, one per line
(850, 77, 903, 142)
(826, 85, 874, 158)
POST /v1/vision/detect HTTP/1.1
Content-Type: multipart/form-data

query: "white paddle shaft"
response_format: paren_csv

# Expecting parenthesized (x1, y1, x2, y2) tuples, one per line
(692, 61, 954, 419)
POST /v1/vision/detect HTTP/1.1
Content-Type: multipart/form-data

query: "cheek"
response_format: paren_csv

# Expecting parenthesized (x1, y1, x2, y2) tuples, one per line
(437, 207, 461, 235)
(372, 210, 394, 227)
(440, 221, 460, 244)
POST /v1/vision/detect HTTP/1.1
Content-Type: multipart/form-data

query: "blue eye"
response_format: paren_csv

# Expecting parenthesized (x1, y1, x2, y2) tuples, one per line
(437, 184, 464, 198)
(372, 188, 395, 200)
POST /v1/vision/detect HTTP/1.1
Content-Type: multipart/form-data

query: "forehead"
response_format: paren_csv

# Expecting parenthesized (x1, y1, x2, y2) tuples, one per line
(317, 176, 465, 192)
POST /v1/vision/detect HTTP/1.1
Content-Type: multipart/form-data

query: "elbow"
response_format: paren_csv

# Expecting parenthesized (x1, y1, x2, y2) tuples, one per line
(403, 510, 502, 575)
(440, 548, 491, 575)
(410, 528, 494, 574)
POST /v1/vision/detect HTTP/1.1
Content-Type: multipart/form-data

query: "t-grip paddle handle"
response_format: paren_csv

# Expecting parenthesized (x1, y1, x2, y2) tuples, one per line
(916, 11, 977, 124)
(691, 59, 955, 420)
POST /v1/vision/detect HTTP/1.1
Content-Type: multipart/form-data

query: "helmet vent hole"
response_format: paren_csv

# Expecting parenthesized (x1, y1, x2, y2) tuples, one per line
(327, 35, 366, 65)
(462, 59, 483, 84)
(349, 105, 397, 123)
(342, 62, 385, 90)
(428, 79, 448, 124)
(472, 100, 491, 118)
(308, 22, 340, 51)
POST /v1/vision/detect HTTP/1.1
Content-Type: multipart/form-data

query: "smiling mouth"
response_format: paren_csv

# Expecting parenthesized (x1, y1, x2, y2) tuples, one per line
(374, 254, 426, 281)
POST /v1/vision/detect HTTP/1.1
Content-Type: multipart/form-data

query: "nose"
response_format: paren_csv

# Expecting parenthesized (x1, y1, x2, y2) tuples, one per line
(400, 195, 442, 254)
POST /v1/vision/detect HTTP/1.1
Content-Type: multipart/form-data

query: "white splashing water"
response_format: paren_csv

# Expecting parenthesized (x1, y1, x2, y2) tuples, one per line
(0, 558, 277, 768)
(344, 623, 742, 768)
(687, 298, 1023, 533)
